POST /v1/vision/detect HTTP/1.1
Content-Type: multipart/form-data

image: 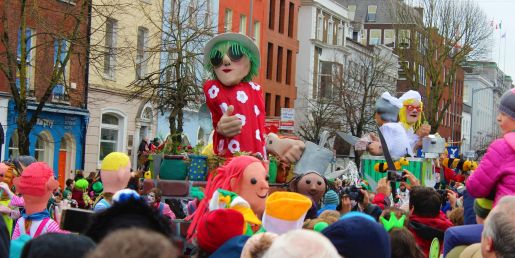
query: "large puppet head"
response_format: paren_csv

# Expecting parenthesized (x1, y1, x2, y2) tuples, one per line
(188, 155, 269, 239)
(13, 162, 59, 215)
(399, 90, 424, 130)
(375, 92, 403, 124)
(204, 33, 260, 86)
(289, 172, 328, 206)
(100, 152, 131, 194)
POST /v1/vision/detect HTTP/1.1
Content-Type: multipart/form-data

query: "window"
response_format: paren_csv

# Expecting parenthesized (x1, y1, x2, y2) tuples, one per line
(418, 64, 426, 86)
(104, 18, 117, 78)
(266, 43, 274, 80)
(288, 2, 294, 38)
(317, 13, 323, 40)
(239, 15, 247, 35)
(170, 0, 178, 22)
(224, 9, 233, 32)
(361, 29, 367, 45)
(384, 29, 395, 47)
(327, 19, 334, 44)
(276, 46, 283, 83)
(337, 23, 344, 46)
(204, 0, 211, 28)
(16, 28, 35, 92)
(347, 5, 356, 21)
(275, 95, 281, 116)
(367, 5, 377, 22)
(369, 29, 381, 45)
(399, 29, 411, 48)
(286, 49, 292, 85)
(279, 0, 285, 34)
(318, 61, 336, 99)
(136, 27, 148, 79)
(285, 97, 290, 108)
(254, 21, 261, 49)
(8, 131, 19, 159)
(99, 113, 122, 161)
(265, 93, 271, 116)
(188, 0, 197, 26)
(35, 131, 54, 167)
(54, 39, 70, 98)
(269, 0, 275, 30)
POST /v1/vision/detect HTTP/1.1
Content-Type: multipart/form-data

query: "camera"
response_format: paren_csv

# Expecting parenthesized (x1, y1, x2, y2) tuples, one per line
(387, 171, 406, 182)
(341, 185, 364, 202)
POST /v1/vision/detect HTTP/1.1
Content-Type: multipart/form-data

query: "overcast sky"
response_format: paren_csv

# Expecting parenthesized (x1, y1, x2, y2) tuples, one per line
(474, 0, 515, 79)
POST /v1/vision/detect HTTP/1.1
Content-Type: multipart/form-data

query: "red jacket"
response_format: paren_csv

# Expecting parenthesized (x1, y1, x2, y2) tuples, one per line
(409, 211, 453, 256)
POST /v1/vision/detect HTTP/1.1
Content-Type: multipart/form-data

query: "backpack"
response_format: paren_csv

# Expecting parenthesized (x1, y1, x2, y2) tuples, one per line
(10, 218, 50, 258)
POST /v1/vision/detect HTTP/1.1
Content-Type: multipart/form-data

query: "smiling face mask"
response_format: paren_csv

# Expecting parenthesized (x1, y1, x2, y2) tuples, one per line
(231, 162, 270, 218)
(207, 40, 259, 86)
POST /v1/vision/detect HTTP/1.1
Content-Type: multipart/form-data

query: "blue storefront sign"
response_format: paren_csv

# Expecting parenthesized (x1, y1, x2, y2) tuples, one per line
(4, 100, 89, 180)
(447, 146, 460, 159)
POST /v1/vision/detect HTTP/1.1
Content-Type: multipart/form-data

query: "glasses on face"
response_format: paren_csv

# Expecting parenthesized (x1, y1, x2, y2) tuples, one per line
(210, 46, 245, 68)
(405, 105, 422, 112)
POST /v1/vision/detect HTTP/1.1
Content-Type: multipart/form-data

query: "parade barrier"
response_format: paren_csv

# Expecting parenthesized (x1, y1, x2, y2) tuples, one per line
(360, 155, 434, 188)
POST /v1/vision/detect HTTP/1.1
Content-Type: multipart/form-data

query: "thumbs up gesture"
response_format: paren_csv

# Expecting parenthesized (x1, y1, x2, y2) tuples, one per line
(216, 105, 243, 137)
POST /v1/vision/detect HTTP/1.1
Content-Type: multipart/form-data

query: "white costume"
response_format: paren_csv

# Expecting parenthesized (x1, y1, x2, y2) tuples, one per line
(380, 122, 414, 159)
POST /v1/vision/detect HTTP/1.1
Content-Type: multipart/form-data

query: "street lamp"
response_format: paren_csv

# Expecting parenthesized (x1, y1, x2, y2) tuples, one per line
(469, 86, 496, 151)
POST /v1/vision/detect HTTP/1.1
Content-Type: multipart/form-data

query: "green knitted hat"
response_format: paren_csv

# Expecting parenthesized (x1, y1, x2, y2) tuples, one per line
(75, 179, 89, 190)
(473, 198, 493, 219)
(92, 181, 103, 193)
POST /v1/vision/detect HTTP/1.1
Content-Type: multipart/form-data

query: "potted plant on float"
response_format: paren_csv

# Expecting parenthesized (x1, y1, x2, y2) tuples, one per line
(187, 143, 209, 181)
(159, 134, 190, 180)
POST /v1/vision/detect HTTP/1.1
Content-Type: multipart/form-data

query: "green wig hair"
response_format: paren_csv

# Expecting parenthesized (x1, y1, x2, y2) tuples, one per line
(75, 178, 89, 190)
(205, 40, 260, 82)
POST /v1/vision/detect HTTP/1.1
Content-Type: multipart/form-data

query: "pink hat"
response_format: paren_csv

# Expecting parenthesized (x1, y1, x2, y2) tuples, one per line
(14, 162, 54, 196)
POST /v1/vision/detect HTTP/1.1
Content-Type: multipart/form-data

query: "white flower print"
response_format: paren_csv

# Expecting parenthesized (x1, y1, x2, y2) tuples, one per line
(228, 139, 240, 153)
(220, 102, 228, 113)
(218, 139, 225, 153)
(254, 105, 260, 116)
(235, 114, 246, 126)
(208, 85, 219, 99)
(255, 129, 261, 141)
(236, 91, 249, 104)
(250, 82, 261, 91)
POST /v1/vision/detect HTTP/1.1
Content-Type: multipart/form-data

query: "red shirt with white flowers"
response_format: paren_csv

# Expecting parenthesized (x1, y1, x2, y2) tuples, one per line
(203, 80, 266, 158)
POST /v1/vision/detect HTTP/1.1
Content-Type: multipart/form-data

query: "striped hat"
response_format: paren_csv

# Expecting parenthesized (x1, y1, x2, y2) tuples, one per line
(324, 190, 340, 206)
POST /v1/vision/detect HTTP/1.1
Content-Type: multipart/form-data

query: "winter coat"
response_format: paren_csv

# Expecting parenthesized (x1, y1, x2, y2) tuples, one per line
(466, 132, 515, 205)
(409, 211, 454, 256)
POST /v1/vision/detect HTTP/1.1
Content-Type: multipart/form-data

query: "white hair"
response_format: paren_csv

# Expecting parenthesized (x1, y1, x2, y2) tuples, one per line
(262, 230, 340, 258)
(482, 196, 515, 257)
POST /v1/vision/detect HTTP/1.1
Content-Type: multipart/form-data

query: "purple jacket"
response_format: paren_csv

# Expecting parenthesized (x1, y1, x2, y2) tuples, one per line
(467, 132, 515, 205)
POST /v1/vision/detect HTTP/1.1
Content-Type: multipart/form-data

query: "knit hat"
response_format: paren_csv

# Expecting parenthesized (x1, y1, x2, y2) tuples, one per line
(63, 189, 72, 199)
(14, 162, 54, 196)
(112, 189, 142, 204)
(262, 191, 313, 235)
(196, 209, 245, 253)
(322, 216, 391, 258)
(376, 92, 403, 122)
(473, 198, 493, 219)
(75, 178, 89, 190)
(21, 233, 96, 258)
(210, 235, 250, 258)
(323, 190, 339, 206)
(92, 181, 103, 194)
(499, 88, 515, 119)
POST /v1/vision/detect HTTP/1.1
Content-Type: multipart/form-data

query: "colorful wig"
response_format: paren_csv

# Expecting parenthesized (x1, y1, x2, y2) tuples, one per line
(186, 155, 267, 239)
(399, 98, 424, 131)
(205, 40, 260, 82)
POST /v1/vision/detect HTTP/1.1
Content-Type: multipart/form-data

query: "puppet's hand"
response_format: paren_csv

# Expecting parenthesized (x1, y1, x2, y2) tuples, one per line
(266, 134, 305, 163)
(367, 141, 383, 155)
(216, 105, 242, 137)
(416, 124, 431, 137)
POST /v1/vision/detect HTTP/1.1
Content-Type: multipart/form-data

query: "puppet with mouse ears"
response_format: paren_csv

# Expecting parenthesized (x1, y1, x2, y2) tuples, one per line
(203, 32, 304, 163)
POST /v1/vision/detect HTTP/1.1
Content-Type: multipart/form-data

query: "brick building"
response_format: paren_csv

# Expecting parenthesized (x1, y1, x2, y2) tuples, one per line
(0, 0, 89, 186)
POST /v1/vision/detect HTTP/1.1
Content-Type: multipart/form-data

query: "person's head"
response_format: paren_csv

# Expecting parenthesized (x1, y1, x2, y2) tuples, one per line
(474, 198, 493, 224)
(497, 88, 515, 135)
(389, 228, 425, 258)
(241, 233, 278, 258)
(263, 229, 340, 258)
(448, 207, 464, 226)
(63, 189, 72, 200)
(86, 228, 177, 258)
(75, 179, 89, 191)
(375, 92, 403, 124)
(21, 233, 96, 258)
(399, 90, 423, 129)
(409, 186, 441, 217)
(13, 162, 58, 214)
(65, 178, 75, 189)
(12, 155, 37, 175)
(323, 190, 340, 207)
(204, 33, 260, 86)
(481, 196, 515, 258)
(100, 152, 131, 194)
(148, 188, 162, 204)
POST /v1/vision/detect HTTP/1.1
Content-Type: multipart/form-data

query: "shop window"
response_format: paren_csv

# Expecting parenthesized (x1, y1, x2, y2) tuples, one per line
(8, 131, 19, 159)
(99, 113, 124, 161)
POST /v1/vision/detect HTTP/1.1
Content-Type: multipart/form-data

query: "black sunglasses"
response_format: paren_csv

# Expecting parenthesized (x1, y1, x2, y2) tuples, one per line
(210, 46, 245, 68)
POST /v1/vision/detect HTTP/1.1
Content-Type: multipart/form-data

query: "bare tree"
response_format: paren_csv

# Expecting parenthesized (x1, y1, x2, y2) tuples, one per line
(391, 0, 492, 132)
(128, 0, 214, 139)
(0, 0, 89, 155)
(297, 96, 341, 143)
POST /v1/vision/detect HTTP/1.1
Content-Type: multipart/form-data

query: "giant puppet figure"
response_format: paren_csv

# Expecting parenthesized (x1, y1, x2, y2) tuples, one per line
(399, 90, 431, 153)
(93, 152, 131, 212)
(202, 32, 304, 162)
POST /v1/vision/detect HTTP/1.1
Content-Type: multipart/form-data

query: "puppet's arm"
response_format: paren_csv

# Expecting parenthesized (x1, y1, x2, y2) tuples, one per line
(216, 105, 243, 138)
(265, 133, 305, 163)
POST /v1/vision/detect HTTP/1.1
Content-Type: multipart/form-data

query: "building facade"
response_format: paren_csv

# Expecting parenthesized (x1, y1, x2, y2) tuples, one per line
(84, 0, 162, 172)
(0, 0, 89, 185)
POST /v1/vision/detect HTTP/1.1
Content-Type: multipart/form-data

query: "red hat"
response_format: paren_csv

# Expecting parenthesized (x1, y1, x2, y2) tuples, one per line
(14, 162, 54, 196)
(196, 209, 245, 253)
